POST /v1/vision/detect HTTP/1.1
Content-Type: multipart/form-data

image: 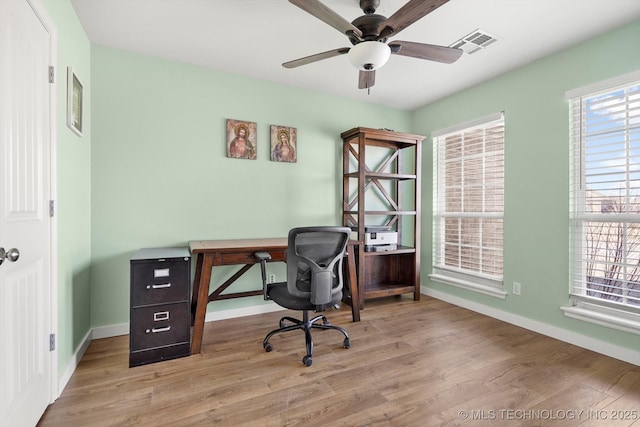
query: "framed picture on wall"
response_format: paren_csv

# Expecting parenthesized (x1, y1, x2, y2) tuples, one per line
(66, 67, 83, 137)
(226, 119, 257, 159)
(270, 125, 297, 163)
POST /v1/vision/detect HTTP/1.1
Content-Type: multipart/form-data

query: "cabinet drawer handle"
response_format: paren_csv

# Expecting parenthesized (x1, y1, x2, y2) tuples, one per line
(153, 311, 170, 321)
(154, 268, 170, 278)
(146, 326, 171, 334)
(146, 283, 171, 289)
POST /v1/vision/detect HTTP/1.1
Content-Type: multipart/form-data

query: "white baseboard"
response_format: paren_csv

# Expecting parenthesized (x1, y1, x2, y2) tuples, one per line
(92, 322, 129, 339)
(57, 329, 92, 397)
(422, 286, 640, 366)
(204, 302, 285, 322)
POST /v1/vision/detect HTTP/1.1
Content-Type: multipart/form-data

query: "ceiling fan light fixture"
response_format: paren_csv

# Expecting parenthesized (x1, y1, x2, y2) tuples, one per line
(348, 41, 391, 71)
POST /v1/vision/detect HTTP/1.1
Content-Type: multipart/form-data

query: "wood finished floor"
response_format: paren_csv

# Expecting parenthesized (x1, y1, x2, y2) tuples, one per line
(38, 296, 640, 427)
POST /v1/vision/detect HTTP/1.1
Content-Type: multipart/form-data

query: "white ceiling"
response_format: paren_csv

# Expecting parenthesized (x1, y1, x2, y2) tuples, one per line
(71, 0, 640, 111)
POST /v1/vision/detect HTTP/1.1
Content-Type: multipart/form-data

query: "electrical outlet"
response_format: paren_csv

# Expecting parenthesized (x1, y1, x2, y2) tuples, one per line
(268, 273, 276, 284)
(513, 282, 521, 295)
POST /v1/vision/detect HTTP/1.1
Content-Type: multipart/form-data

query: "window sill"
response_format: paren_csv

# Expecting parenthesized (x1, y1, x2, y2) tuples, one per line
(429, 273, 507, 299)
(561, 301, 640, 335)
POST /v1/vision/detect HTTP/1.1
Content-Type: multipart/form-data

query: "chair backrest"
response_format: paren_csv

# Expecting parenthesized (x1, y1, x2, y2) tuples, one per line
(286, 226, 351, 310)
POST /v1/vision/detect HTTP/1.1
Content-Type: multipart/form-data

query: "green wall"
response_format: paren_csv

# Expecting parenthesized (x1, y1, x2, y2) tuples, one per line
(90, 45, 410, 327)
(41, 0, 92, 375)
(413, 20, 640, 352)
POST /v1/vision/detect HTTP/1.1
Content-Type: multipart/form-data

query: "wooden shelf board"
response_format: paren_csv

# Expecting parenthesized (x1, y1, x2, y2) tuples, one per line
(343, 211, 417, 216)
(344, 172, 417, 180)
(364, 282, 416, 299)
(363, 246, 415, 255)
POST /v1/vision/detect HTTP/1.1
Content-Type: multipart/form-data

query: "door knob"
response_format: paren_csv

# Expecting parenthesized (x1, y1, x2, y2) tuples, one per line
(6, 248, 19, 262)
(0, 247, 19, 265)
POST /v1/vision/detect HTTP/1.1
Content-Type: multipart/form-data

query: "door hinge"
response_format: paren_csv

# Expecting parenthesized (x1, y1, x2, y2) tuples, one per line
(49, 66, 54, 84)
(49, 200, 55, 217)
(49, 333, 55, 351)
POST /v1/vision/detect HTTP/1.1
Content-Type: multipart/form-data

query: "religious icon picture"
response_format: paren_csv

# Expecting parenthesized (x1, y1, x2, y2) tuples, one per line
(226, 119, 257, 160)
(270, 125, 297, 163)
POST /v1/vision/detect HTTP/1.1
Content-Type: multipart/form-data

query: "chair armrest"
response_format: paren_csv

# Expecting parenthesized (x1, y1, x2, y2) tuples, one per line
(254, 251, 272, 300)
(254, 251, 272, 261)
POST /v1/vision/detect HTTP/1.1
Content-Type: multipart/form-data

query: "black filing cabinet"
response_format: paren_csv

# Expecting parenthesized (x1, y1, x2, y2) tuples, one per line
(129, 247, 191, 367)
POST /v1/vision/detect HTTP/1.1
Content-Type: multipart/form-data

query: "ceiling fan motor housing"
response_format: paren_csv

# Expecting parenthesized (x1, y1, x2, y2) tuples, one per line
(349, 14, 387, 44)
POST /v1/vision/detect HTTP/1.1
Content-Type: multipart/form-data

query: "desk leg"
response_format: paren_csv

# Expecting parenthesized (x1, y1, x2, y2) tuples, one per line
(347, 247, 360, 322)
(191, 253, 204, 323)
(358, 246, 365, 309)
(191, 254, 214, 354)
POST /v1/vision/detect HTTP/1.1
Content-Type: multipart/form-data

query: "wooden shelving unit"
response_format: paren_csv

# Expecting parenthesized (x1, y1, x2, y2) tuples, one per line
(341, 127, 424, 308)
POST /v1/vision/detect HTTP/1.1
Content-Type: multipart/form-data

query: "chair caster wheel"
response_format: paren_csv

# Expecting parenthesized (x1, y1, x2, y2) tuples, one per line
(302, 355, 312, 367)
(343, 338, 350, 349)
(264, 342, 273, 352)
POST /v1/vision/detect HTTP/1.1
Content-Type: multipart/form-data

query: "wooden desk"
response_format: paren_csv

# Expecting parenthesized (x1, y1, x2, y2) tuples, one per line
(189, 238, 360, 354)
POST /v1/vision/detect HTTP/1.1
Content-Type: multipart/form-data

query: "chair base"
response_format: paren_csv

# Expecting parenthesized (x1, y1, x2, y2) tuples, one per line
(263, 310, 350, 366)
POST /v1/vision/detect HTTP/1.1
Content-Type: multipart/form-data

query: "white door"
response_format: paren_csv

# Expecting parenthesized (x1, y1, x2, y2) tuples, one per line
(0, 0, 55, 426)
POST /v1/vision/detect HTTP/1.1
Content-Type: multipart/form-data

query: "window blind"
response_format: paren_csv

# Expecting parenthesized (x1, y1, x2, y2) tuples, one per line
(433, 114, 505, 286)
(569, 79, 640, 310)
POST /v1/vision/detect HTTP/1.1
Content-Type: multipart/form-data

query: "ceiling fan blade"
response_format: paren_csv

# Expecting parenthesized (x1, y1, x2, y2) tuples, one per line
(289, 0, 363, 38)
(358, 70, 376, 90)
(379, 0, 449, 39)
(283, 47, 350, 69)
(389, 41, 462, 64)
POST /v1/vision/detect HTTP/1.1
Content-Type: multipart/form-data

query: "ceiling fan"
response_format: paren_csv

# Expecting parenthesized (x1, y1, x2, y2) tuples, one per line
(283, 0, 463, 91)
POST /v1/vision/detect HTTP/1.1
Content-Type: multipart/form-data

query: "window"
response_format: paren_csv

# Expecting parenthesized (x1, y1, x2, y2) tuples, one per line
(565, 72, 640, 334)
(431, 113, 505, 298)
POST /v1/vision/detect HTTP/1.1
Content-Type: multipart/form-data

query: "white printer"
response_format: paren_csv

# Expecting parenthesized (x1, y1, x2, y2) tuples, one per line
(362, 226, 397, 251)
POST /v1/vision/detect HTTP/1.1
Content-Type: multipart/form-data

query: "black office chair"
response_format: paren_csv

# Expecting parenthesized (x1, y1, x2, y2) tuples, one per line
(255, 226, 351, 366)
